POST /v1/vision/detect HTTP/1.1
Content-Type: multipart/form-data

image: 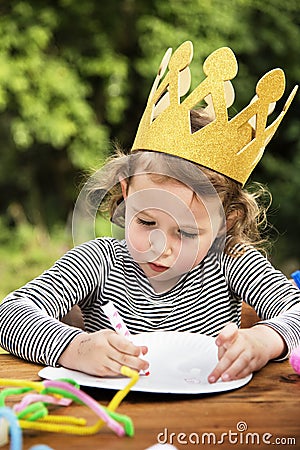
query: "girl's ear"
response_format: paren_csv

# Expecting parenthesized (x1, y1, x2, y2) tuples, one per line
(226, 210, 240, 231)
(119, 177, 128, 200)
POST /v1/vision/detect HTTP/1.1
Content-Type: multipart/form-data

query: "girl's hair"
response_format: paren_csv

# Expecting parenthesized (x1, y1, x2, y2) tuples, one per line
(90, 109, 272, 256)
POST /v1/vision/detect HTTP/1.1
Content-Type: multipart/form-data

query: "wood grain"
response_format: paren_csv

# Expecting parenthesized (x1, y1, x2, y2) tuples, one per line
(241, 302, 260, 328)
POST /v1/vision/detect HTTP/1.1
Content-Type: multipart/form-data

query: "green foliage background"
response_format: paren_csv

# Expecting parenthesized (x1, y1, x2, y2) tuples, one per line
(0, 0, 300, 298)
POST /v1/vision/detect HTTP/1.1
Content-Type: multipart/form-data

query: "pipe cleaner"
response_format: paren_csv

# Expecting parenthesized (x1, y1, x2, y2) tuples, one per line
(0, 365, 138, 438)
(289, 346, 300, 375)
(13, 394, 72, 413)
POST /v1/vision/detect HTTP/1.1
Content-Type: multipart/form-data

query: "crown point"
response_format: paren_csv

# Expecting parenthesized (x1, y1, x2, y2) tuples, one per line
(168, 41, 193, 72)
(158, 48, 172, 77)
(283, 85, 298, 112)
(256, 69, 285, 102)
(203, 47, 238, 80)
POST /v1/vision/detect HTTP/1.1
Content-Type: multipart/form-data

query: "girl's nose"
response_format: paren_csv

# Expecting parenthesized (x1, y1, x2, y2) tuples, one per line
(149, 229, 172, 257)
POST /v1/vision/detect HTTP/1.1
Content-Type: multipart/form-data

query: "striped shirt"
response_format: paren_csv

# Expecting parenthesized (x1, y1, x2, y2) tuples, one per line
(0, 237, 300, 366)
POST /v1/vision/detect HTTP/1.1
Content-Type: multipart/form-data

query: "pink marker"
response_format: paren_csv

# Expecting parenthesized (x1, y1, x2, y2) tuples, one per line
(102, 300, 150, 376)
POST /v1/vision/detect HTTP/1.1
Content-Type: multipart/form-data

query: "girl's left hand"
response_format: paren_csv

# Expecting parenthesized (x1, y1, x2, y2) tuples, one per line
(208, 322, 286, 383)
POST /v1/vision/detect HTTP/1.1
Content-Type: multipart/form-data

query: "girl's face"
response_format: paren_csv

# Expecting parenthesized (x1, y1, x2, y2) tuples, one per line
(121, 174, 223, 292)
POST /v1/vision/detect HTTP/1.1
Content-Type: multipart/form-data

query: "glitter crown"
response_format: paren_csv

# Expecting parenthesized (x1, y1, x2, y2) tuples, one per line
(131, 41, 298, 185)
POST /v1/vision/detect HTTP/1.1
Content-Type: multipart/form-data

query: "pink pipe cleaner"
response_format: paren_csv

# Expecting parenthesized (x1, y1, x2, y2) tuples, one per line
(289, 346, 300, 375)
(13, 394, 71, 413)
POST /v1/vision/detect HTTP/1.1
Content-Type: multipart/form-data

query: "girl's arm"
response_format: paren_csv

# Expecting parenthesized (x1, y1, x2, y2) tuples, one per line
(222, 245, 300, 358)
(209, 246, 300, 382)
(0, 239, 108, 366)
(0, 295, 83, 366)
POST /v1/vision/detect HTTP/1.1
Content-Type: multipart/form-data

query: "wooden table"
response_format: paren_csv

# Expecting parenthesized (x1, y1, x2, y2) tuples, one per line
(1, 353, 299, 450)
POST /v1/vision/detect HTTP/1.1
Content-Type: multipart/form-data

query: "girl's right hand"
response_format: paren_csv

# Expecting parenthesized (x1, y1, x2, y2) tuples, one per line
(58, 329, 149, 376)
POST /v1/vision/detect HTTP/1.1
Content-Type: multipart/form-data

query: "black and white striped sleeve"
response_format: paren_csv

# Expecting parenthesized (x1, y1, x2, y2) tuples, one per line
(0, 239, 110, 366)
(222, 246, 300, 356)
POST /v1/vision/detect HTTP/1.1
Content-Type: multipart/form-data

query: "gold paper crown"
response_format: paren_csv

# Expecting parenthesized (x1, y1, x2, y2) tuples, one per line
(131, 41, 298, 185)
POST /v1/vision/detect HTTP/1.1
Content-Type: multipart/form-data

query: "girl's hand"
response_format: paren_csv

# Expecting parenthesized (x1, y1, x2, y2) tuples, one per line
(208, 322, 286, 383)
(58, 329, 149, 377)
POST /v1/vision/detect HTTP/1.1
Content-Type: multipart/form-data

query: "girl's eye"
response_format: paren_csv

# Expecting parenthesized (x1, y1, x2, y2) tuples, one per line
(137, 217, 156, 227)
(179, 229, 198, 239)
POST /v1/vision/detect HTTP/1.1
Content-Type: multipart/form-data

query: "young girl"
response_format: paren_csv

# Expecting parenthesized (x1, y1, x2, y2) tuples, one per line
(1, 43, 300, 384)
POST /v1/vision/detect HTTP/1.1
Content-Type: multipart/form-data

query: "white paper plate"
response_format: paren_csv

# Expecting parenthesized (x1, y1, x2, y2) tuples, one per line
(39, 331, 252, 394)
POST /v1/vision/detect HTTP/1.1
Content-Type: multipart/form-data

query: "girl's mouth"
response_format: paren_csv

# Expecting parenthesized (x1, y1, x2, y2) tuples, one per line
(148, 262, 169, 273)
